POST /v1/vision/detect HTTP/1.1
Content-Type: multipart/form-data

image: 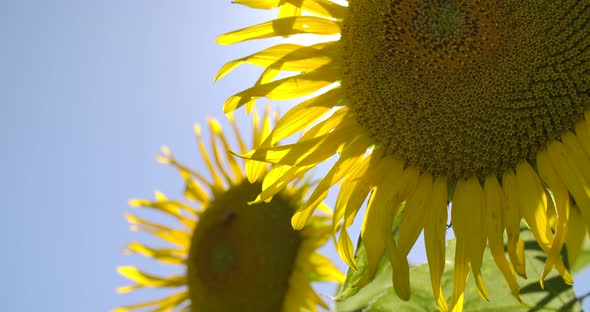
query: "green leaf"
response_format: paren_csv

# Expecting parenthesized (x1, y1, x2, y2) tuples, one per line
(336, 229, 582, 312)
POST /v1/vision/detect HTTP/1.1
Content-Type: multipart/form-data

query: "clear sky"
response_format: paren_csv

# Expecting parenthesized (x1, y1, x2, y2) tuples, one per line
(3, 1, 590, 311)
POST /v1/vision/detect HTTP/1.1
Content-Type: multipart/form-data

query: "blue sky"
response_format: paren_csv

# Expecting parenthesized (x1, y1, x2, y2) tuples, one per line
(3, 1, 590, 311)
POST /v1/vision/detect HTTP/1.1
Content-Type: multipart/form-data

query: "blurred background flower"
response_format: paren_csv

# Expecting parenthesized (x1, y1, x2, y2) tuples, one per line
(116, 111, 343, 311)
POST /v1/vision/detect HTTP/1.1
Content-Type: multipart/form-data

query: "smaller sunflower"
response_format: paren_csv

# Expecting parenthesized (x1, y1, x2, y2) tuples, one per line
(115, 109, 343, 312)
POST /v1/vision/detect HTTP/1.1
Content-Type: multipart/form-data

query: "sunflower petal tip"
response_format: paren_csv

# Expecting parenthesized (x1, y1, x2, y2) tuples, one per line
(291, 213, 306, 230)
(193, 123, 202, 136)
(209, 118, 223, 133)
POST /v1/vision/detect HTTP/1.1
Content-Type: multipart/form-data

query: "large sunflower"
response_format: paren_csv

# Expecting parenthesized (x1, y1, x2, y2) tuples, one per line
(115, 109, 343, 312)
(216, 1, 590, 311)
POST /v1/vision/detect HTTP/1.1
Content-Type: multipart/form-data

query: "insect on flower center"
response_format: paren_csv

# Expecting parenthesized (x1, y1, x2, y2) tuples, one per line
(342, 0, 590, 178)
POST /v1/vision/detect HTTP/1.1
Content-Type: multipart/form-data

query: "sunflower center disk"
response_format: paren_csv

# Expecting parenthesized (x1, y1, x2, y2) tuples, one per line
(187, 181, 301, 312)
(342, 0, 590, 178)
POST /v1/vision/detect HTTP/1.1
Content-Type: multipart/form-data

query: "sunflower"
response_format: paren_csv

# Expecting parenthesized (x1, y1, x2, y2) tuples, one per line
(115, 109, 344, 312)
(216, 1, 590, 311)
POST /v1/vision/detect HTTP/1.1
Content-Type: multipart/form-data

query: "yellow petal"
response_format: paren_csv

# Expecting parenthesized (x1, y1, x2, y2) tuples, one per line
(113, 291, 188, 312)
(390, 174, 433, 301)
(117, 266, 185, 289)
(126, 214, 190, 248)
(216, 16, 341, 45)
(398, 174, 432, 254)
(208, 118, 233, 184)
(215, 43, 300, 81)
(537, 150, 574, 285)
(385, 244, 411, 301)
(562, 131, 590, 188)
(547, 140, 590, 233)
(337, 227, 357, 268)
(261, 88, 344, 147)
(210, 118, 244, 181)
(514, 162, 552, 252)
(424, 176, 449, 312)
(244, 117, 360, 167)
(227, 112, 248, 154)
(125, 242, 184, 265)
(502, 170, 527, 278)
(309, 253, 345, 283)
(233, 0, 348, 19)
(278, 2, 302, 18)
(223, 68, 340, 112)
(292, 136, 368, 229)
(483, 175, 522, 302)
(254, 164, 312, 205)
(194, 124, 224, 188)
(452, 177, 489, 303)
(346, 152, 390, 224)
(359, 157, 405, 286)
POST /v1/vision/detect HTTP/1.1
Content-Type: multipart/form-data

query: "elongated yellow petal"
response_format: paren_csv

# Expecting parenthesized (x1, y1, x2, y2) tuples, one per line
(233, 0, 348, 19)
(537, 151, 574, 285)
(261, 43, 337, 74)
(194, 124, 224, 189)
(514, 162, 554, 263)
(246, 158, 268, 184)
(129, 196, 186, 221)
(398, 174, 432, 254)
(211, 121, 244, 182)
(216, 44, 300, 81)
(158, 146, 215, 191)
(360, 157, 405, 286)
(227, 112, 248, 154)
(113, 292, 188, 312)
(278, 2, 302, 18)
(216, 16, 341, 45)
(224, 67, 340, 112)
(547, 140, 590, 232)
(334, 153, 375, 232)
(117, 266, 186, 290)
(562, 131, 590, 186)
(292, 136, 368, 229)
(452, 177, 488, 304)
(126, 214, 191, 248)
(208, 118, 233, 185)
(309, 253, 346, 283)
(334, 152, 386, 267)
(385, 243, 410, 301)
(261, 88, 344, 147)
(390, 174, 432, 301)
(337, 227, 357, 268)
(502, 170, 527, 278)
(424, 176, 449, 312)
(244, 118, 360, 167)
(298, 106, 349, 139)
(125, 242, 185, 265)
(483, 175, 522, 302)
(253, 164, 313, 205)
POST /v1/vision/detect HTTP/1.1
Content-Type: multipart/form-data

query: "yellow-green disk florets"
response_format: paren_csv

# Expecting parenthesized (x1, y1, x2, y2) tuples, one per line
(187, 180, 301, 312)
(343, 0, 590, 178)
